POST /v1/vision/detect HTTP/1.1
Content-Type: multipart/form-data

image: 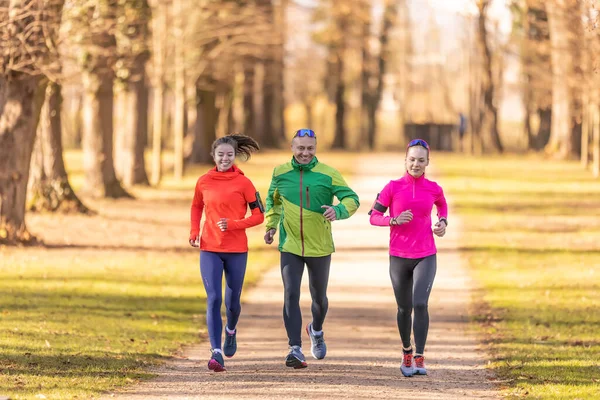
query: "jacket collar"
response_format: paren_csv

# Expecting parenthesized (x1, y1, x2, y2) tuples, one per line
(403, 171, 426, 183)
(207, 164, 244, 180)
(291, 156, 319, 171)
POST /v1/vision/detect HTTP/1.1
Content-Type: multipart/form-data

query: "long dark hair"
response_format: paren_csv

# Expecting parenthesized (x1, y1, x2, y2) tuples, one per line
(211, 133, 260, 161)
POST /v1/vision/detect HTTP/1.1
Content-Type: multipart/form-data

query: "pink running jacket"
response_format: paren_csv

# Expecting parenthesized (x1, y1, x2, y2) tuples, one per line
(369, 173, 448, 259)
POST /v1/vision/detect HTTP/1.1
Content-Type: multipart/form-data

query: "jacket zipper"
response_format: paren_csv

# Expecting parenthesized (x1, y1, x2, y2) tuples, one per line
(412, 179, 415, 199)
(299, 168, 305, 256)
(306, 186, 310, 208)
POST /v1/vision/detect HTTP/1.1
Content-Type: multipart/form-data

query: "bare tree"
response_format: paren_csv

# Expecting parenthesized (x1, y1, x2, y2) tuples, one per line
(515, 0, 553, 150)
(28, 82, 91, 214)
(394, 0, 413, 144)
(178, 0, 278, 164)
(0, 0, 65, 244)
(63, 0, 131, 198)
(330, 8, 350, 149)
(114, 0, 152, 187)
(361, 0, 397, 149)
(545, 0, 584, 159)
(273, 0, 288, 142)
(476, 0, 503, 153)
(172, 0, 185, 179)
(149, 0, 167, 185)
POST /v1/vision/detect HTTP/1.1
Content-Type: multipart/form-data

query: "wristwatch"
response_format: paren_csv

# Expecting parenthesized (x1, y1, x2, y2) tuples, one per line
(439, 217, 448, 226)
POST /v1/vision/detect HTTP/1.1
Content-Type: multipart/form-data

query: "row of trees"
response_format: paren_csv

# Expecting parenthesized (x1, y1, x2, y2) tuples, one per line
(467, 0, 600, 177)
(1, 0, 414, 245)
(2, 0, 600, 245)
(0, 0, 286, 244)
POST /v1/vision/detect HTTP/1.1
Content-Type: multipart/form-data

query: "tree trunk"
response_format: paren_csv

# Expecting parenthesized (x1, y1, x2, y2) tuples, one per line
(262, 61, 279, 148)
(189, 84, 217, 164)
(581, 91, 590, 167)
(534, 107, 552, 149)
(522, 0, 552, 152)
(114, 71, 150, 187)
(81, 70, 131, 198)
(331, 56, 347, 149)
(28, 82, 91, 214)
(173, 0, 185, 179)
(274, 0, 287, 141)
(545, 0, 582, 159)
(592, 105, 599, 177)
(331, 17, 348, 150)
(397, 0, 412, 145)
(216, 81, 232, 138)
(0, 76, 46, 244)
(524, 84, 534, 149)
(367, 0, 396, 150)
(243, 61, 255, 137)
(150, 0, 167, 186)
(253, 62, 265, 143)
(359, 0, 372, 148)
(305, 100, 313, 129)
(226, 88, 236, 135)
(477, 0, 503, 153)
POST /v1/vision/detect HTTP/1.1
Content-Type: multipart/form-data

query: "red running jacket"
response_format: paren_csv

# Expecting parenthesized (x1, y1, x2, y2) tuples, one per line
(190, 165, 264, 252)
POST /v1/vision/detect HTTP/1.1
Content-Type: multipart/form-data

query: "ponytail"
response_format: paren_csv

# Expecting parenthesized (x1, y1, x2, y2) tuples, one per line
(211, 133, 260, 161)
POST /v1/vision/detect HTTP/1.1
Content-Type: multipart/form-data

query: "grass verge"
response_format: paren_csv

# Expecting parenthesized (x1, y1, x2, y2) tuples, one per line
(436, 153, 600, 400)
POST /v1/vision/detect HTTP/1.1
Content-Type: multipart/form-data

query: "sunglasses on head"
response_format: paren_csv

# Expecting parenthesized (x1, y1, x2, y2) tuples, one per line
(407, 138, 429, 150)
(294, 129, 316, 138)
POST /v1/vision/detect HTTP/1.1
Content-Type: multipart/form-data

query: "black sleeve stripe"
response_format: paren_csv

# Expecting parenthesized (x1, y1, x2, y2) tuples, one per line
(373, 202, 388, 213)
(368, 193, 387, 216)
(249, 191, 265, 213)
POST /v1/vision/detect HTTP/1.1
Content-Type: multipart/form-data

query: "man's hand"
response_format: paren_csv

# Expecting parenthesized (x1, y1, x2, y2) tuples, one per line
(321, 205, 337, 221)
(264, 228, 276, 244)
(189, 235, 200, 248)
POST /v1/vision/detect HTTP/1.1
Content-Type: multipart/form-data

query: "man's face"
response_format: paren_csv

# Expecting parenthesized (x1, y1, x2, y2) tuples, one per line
(291, 136, 316, 164)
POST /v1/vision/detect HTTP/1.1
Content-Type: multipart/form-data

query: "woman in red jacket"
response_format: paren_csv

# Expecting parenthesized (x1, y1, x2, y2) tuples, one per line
(189, 133, 264, 372)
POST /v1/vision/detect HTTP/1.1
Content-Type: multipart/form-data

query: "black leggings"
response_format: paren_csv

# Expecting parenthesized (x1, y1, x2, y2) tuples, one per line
(389, 254, 437, 355)
(280, 252, 331, 347)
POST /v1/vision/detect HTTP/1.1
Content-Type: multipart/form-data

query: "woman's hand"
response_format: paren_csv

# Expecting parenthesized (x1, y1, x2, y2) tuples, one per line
(189, 235, 200, 247)
(433, 220, 447, 237)
(391, 210, 413, 225)
(217, 218, 228, 232)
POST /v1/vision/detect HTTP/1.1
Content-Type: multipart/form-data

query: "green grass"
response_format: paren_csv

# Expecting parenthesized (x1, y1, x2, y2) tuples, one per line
(0, 248, 276, 399)
(436, 153, 600, 399)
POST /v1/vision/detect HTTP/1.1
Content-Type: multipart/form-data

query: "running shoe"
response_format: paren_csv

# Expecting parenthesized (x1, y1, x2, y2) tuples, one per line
(223, 329, 237, 358)
(401, 352, 414, 377)
(306, 323, 327, 360)
(285, 345, 308, 369)
(414, 355, 427, 375)
(208, 350, 226, 372)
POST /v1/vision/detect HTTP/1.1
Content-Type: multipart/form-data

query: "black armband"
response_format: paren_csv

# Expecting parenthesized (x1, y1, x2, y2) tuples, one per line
(368, 193, 388, 215)
(249, 191, 265, 213)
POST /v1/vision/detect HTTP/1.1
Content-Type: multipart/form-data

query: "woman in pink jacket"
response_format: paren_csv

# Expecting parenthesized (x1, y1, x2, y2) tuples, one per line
(369, 138, 448, 377)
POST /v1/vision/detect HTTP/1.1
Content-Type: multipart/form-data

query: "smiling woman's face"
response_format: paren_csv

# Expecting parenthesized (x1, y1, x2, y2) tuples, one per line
(405, 146, 429, 177)
(213, 144, 235, 171)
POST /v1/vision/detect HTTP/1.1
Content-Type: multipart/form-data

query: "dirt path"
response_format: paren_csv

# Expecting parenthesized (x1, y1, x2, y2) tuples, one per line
(104, 154, 499, 400)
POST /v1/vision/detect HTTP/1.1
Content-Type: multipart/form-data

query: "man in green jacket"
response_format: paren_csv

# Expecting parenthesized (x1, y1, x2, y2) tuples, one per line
(264, 128, 360, 368)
